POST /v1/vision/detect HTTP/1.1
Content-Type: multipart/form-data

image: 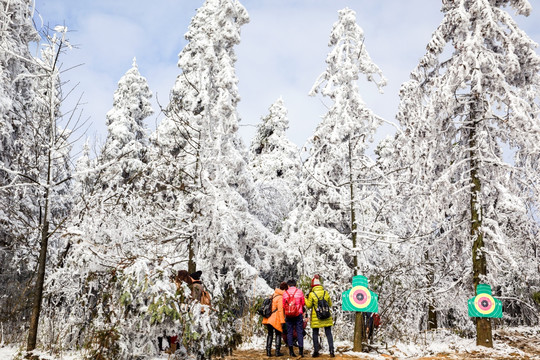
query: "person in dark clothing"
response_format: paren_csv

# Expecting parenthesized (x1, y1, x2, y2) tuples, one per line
(190, 270, 204, 302)
(364, 312, 374, 343)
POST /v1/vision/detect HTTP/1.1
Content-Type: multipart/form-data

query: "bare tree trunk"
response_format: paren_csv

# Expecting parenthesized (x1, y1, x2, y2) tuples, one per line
(476, 317, 493, 347)
(353, 312, 366, 352)
(27, 37, 59, 353)
(469, 113, 492, 347)
(188, 236, 196, 274)
(187, 131, 202, 275)
(27, 175, 51, 354)
(428, 303, 438, 330)
(24, 30, 71, 357)
(426, 253, 437, 330)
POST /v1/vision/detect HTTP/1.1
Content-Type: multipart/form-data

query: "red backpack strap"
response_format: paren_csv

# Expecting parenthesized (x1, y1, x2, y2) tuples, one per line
(287, 288, 297, 299)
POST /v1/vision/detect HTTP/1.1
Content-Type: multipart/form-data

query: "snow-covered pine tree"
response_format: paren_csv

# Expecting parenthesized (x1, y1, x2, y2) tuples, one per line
(98, 58, 153, 191)
(0, 21, 74, 352)
(0, 3, 73, 351)
(374, 114, 449, 339)
(396, 0, 540, 346)
(249, 97, 301, 233)
(40, 63, 158, 358)
(367, 65, 459, 338)
(283, 7, 387, 349)
(157, 0, 276, 295)
(42, 1, 275, 356)
(0, 0, 42, 339)
(58, 0, 278, 356)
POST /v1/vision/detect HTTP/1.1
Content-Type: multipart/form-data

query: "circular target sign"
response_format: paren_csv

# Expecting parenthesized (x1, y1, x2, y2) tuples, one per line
(349, 286, 372, 309)
(474, 293, 496, 315)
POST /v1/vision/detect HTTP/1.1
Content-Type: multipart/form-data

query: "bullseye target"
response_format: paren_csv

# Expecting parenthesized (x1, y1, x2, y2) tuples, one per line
(349, 286, 372, 309)
(474, 293, 496, 315)
(342, 275, 379, 313)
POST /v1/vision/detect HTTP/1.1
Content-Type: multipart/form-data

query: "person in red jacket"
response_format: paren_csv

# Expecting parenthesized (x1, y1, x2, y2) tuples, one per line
(282, 279, 306, 357)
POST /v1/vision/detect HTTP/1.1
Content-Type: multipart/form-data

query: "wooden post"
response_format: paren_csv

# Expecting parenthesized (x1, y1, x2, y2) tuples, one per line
(353, 312, 366, 352)
(476, 318, 493, 347)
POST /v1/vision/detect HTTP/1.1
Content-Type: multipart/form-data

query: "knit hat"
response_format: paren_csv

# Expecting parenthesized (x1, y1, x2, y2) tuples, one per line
(190, 270, 202, 280)
(311, 275, 321, 288)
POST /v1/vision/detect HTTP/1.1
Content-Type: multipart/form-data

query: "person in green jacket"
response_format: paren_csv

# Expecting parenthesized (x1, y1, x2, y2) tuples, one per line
(305, 275, 334, 358)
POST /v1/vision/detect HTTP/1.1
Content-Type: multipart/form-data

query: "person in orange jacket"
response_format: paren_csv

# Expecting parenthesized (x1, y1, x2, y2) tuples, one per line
(262, 282, 288, 356)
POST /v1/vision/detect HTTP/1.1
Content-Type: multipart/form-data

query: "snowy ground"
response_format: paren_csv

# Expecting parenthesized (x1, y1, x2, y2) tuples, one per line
(1, 327, 539, 359)
(231, 326, 540, 359)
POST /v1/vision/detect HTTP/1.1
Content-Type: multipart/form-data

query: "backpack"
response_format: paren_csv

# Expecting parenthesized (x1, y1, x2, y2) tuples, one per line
(373, 313, 381, 328)
(258, 295, 275, 318)
(313, 291, 331, 320)
(284, 289, 301, 318)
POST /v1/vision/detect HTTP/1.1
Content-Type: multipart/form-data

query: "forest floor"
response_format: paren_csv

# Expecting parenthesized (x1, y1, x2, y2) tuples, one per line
(1, 327, 539, 359)
(225, 327, 540, 360)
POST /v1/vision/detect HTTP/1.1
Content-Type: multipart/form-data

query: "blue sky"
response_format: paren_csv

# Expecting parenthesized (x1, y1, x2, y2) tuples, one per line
(34, 0, 540, 155)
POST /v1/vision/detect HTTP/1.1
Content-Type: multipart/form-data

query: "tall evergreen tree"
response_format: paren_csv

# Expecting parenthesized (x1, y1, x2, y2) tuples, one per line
(396, 0, 540, 346)
(0, 3, 73, 350)
(45, 0, 277, 357)
(284, 8, 387, 348)
(0, 0, 41, 336)
(41, 62, 156, 358)
(99, 58, 153, 190)
(153, 0, 277, 293)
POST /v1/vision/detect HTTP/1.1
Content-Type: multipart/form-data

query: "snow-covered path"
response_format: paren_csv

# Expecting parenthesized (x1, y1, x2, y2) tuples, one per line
(1, 327, 539, 359)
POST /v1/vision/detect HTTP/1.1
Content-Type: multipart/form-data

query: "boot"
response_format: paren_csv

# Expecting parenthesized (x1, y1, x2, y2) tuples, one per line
(289, 346, 296, 357)
(275, 333, 283, 357)
(299, 347, 304, 357)
(266, 332, 273, 357)
(329, 349, 335, 358)
(312, 342, 319, 357)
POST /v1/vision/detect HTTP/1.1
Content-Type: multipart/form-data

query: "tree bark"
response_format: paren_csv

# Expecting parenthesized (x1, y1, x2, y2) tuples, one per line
(428, 303, 438, 330)
(469, 111, 492, 347)
(425, 251, 437, 330)
(349, 141, 367, 351)
(25, 31, 70, 357)
(187, 130, 202, 275)
(349, 141, 358, 274)
(27, 186, 50, 354)
(353, 312, 366, 352)
(476, 317, 493, 347)
(188, 236, 196, 274)
(27, 40, 59, 353)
